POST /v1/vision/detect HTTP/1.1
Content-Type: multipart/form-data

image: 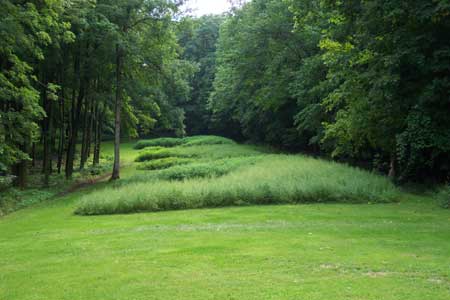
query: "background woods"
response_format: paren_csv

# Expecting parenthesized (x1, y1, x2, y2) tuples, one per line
(1, 0, 449, 192)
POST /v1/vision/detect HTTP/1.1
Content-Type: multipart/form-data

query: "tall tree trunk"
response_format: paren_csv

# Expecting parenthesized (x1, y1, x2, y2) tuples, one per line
(57, 91, 65, 174)
(43, 92, 53, 187)
(86, 98, 95, 159)
(111, 45, 123, 180)
(57, 65, 65, 174)
(388, 154, 396, 179)
(13, 144, 28, 189)
(66, 44, 88, 179)
(93, 105, 102, 166)
(79, 95, 90, 170)
(31, 143, 36, 168)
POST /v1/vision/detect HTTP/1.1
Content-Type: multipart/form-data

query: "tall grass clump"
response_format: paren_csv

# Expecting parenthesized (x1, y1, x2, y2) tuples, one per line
(76, 155, 400, 215)
(135, 148, 191, 162)
(137, 157, 193, 171)
(132, 157, 259, 182)
(134, 135, 236, 150)
(134, 138, 184, 149)
(135, 144, 264, 163)
(182, 136, 235, 147)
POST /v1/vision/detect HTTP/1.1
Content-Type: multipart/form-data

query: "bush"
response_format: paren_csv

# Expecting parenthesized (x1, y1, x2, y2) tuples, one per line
(435, 185, 450, 209)
(0, 175, 15, 192)
(137, 157, 194, 171)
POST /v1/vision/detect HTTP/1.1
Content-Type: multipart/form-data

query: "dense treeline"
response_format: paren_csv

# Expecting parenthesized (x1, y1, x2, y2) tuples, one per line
(1, 0, 449, 192)
(208, 0, 450, 182)
(1, 0, 192, 188)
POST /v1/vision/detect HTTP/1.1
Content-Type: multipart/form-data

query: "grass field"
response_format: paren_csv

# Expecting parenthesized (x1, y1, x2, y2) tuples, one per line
(1, 137, 449, 299)
(76, 138, 399, 215)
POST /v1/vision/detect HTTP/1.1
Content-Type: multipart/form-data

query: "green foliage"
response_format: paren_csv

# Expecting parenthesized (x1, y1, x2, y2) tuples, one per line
(182, 135, 235, 147)
(208, 0, 450, 182)
(137, 157, 193, 171)
(135, 148, 189, 162)
(178, 15, 224, 135)
(134, 138, 184, 149)
(135, 157, 258, 181)
(435, 186, 450, 209)
(134, 135, 236, 150)
(76, 137, 399, 215)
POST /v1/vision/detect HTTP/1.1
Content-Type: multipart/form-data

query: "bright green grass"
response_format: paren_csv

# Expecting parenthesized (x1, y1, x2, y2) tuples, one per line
(77, 139, 399, 215)
(0, 186, 449, 300)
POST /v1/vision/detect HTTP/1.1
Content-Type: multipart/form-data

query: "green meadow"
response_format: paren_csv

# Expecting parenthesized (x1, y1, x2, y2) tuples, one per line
(1, 137, 449, 300)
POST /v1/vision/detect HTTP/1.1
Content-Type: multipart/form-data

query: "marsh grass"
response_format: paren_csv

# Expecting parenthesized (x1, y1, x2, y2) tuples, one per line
(76, 138, 400, 215)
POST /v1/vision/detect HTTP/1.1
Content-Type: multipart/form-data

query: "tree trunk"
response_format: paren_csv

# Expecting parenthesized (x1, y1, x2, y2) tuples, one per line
(13, 144, 28, 189)
(111, 44, 122, 180)
(57, 92, 65, 174)
(93, 106, 102, 166)
(31, 143, 36, 168)
(66, 44, 88, 179)
(86, 98, 95, 159)
(42, 80, 52, 187)
(79, 95, 90, 170)
(388, 153, 396, 179)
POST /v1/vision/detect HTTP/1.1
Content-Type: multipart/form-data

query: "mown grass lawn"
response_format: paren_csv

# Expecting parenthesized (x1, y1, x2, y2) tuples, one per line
(0, 140, 449, 300)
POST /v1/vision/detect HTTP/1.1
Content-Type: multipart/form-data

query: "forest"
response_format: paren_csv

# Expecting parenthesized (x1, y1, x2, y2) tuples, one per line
(0, 0, 449, 299)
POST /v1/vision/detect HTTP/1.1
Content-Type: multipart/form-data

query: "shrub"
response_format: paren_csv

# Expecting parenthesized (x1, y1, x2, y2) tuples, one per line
(435, 185, 450, 209)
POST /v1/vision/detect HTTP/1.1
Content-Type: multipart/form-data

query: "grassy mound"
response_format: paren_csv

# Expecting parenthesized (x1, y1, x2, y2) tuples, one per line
(134, 135, 235, 150)
(132, 157, 259, 182)
(76, 143, 399, 215)
(134, 138, 184, 149)
(181, 135, 235, 147)
(137, 157, 194, 171)
(135, 144, 264, 163)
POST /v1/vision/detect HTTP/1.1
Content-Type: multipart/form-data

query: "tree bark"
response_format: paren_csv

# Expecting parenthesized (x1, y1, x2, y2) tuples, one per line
(57, 86, 65, 174)
(388, 153, 396, 179)
(111, 44, 123, 180)
(93, 105, 102, 166)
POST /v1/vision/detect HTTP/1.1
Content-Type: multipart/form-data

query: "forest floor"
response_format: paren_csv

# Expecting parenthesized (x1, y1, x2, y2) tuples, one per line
(0, 139, 449, 300)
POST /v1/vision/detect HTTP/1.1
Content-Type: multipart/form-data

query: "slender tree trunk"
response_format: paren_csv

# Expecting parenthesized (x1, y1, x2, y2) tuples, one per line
(43, 92, 54, 187)
(86, 98, 95, 159)
(31, 143, 36, 168)
(57, 65, 65, 174)
(111, 45, 123, 180)
(388, 154, 396, 179)
(93, 106, 102, 166)
(66, 45, 87, 179)
(57, 92, 65, 174)
(80, 95, 90, 170)
(13, 144, 28, 189)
